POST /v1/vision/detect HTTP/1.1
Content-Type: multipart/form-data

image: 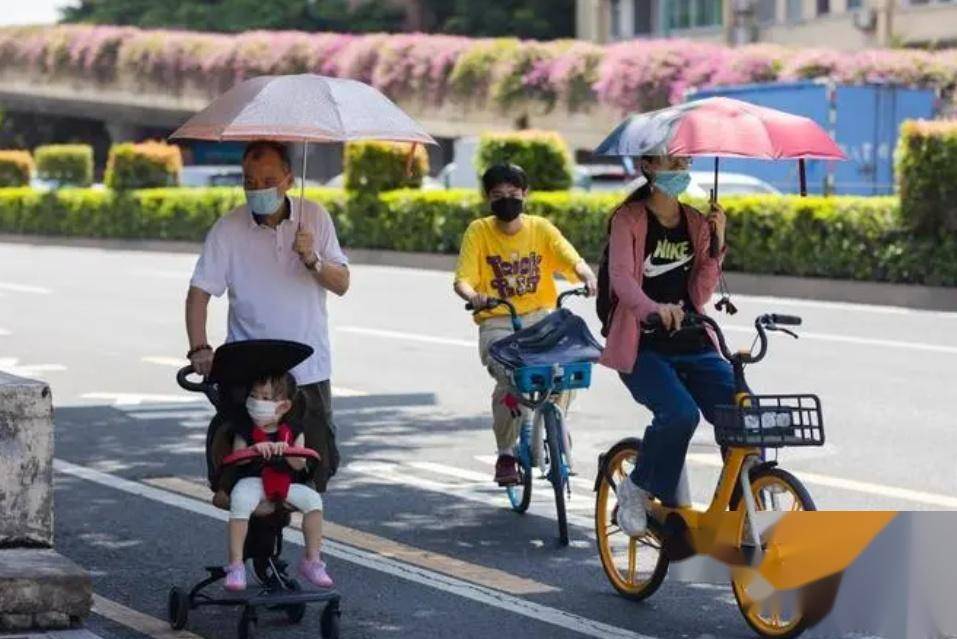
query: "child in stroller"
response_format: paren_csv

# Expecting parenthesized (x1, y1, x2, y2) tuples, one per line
(223, 371, 333, 591)
(172, 339, 341, 638)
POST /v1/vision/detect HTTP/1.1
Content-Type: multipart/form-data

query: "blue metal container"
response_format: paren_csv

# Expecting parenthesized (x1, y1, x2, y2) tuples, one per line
(689, 81, 938, 195)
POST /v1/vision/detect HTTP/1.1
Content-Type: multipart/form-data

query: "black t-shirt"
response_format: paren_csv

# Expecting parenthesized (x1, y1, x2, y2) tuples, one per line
(641, 206, 712, 354)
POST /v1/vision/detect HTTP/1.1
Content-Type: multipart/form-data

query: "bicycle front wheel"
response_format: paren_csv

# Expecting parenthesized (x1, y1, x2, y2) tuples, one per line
(730, 465, 838, 638)
(594, 439, 668, 600)
(543, 407, 569, 546)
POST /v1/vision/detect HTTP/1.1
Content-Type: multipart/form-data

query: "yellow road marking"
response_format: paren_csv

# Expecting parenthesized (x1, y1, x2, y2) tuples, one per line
(92, 594, 201, 639)
(144, 476, 557, 595)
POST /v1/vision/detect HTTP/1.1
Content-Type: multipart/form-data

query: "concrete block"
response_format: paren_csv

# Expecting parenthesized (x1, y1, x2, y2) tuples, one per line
(34, 611, 72, 628)
(0, 549, 91, 622)
(0, 372, 54, 547)
(0, 613, 33, 630)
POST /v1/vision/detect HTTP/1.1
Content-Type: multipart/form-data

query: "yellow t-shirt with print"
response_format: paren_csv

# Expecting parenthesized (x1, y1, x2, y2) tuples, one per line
(454, 215, 582, 324)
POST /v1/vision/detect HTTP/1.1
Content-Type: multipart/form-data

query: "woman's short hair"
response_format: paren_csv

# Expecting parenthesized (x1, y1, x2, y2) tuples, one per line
(481, 163, 528, 194)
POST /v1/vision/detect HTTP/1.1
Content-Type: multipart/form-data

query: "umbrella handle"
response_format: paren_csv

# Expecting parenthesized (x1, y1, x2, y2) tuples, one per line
(708, 188, 720, 259)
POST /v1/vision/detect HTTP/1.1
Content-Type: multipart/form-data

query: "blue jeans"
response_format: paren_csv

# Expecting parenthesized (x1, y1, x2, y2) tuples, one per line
(619, 348, 735, 505)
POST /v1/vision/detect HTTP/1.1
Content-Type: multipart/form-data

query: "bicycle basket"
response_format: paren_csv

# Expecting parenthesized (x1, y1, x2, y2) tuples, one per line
(512, 362, 593, 394)
(713, 394, 824, 448)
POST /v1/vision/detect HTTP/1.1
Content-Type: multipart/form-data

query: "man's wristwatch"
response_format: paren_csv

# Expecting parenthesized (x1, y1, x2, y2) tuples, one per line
(304, 251, 323, 273)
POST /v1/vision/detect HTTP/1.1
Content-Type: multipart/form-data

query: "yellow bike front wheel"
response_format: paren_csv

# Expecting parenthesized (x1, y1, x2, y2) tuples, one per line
(594, 439, 669, 601)
(730, 465, 838, 639)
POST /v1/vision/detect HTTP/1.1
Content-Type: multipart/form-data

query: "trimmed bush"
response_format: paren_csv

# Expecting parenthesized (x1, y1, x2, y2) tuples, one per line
(0, 186, 954, 287)
(896, 120, 957, 233)
(34, 144, 93, 187)
(105, 140, 182, 190)
(0, 150, 33, 187)
(343, 141, 429, 192)
(475, 131, 573, 191)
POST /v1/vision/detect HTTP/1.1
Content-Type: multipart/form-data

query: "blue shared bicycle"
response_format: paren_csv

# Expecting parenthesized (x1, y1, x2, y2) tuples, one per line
(468, 287, 603, 545)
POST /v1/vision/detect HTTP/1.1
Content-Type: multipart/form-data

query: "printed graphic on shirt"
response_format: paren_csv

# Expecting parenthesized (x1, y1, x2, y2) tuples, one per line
(643, 237, 692, 279)
(487, 252, 543, 298)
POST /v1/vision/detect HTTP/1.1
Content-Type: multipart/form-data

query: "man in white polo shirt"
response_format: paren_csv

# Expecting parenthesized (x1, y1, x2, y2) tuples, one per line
(185, 140, 350, 492)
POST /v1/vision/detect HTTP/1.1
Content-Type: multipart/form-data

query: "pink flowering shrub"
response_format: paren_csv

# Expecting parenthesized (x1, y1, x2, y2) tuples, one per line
(1, 24, 955, 112)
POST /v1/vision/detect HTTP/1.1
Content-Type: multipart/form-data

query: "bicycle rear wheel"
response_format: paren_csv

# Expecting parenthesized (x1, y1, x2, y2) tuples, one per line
(543, 407, 569, 546)
(594, 439, 668, 600)
(730, 465, 838, 638)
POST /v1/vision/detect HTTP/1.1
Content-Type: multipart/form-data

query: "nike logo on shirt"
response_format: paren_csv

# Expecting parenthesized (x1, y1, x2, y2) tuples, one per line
(643, 253, 693, 279)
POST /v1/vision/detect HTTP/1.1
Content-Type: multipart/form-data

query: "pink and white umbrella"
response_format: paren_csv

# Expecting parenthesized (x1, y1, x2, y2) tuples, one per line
(594, 96, 846, 196)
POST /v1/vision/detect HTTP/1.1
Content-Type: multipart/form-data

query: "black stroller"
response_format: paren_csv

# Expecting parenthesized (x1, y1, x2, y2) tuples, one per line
(172, 339, 341, 639)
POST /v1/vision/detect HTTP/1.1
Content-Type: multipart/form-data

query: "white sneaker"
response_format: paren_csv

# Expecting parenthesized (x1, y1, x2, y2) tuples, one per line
(616, 477, 649, 537)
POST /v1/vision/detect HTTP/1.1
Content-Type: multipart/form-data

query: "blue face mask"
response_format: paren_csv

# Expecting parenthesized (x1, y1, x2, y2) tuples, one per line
(245, 187, 284, 216)
(654, 171, 692, 197)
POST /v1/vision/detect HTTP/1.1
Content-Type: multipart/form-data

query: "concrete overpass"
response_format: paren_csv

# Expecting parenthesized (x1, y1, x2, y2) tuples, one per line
(0, 67, 621, 181)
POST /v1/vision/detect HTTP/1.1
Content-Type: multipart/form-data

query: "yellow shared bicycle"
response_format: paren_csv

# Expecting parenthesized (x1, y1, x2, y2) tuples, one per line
(594, 311, 844, 638)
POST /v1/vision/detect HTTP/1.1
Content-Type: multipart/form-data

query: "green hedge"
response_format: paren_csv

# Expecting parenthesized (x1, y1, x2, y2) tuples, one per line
(105, 141, 182, 190)
(897, 120, 957, 233)
(343, 141, 429, 192)
(34, 144, 93, 187)
(0, 151, 33, 187)
(474, 131, 573, 191)
(0, 187, 954, 287)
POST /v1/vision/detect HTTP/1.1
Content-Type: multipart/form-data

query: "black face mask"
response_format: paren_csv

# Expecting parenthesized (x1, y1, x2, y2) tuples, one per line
(490, 196, 523, 222)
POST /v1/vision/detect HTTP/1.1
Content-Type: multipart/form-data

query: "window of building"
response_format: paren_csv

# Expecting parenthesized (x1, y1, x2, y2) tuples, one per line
(786, 0, 804, 21)
(817, 0, 831, 13)
(666, 0, 723, 30)
(635, 0, 654, 33)
(846, 0, 863, 8)
(756, 0, 777, 23)
(610, 0, 622, 38)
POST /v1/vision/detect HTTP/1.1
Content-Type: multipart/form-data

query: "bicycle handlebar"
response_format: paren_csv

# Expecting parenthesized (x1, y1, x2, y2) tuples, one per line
(642, 311, 802, 366)
(464, 287, 590, 332)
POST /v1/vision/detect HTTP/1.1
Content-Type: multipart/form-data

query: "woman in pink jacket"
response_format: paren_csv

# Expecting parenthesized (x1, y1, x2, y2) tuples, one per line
(600, 155, 729, 537)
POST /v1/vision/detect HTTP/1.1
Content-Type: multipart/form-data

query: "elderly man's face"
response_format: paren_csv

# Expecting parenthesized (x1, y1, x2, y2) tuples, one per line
(243, 149, 293, 194)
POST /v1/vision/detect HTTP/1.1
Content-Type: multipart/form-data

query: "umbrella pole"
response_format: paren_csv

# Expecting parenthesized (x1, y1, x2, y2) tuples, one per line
(712, 157, 719, 202)
(298, 141, 308, 231)
(799, 159, 807, 197)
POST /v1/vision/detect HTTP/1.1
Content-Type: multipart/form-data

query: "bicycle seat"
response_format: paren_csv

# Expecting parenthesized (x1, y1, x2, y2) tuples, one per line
(488, 309, 603, 370)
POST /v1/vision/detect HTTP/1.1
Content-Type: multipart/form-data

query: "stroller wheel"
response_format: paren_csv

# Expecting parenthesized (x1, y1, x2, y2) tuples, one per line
(320, 601, 341, 639)
(167, 587, 188, 630)
(284, 579, 307, 624)
(238, 607, 257, 639)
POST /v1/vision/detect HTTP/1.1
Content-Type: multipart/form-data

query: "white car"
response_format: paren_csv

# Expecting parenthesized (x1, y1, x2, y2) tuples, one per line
(686, 171, 781, 198)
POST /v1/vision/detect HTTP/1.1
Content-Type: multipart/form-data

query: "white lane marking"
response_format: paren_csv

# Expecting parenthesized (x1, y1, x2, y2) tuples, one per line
(0, 357, 66, 377)
(686, 453, 957, 509)
(338, 325, 475, 348)
(348, 460, 596, 533)
(410, 461, 490, 483)
(25, 629, 111, 639)
(340, 322, 957, 355)
(722, 325, 957, 355)
(92, 593, 202, 639)
(132, 269, 192, 280)
(142, 356, 187, 367)
(0, 281, 52, 294)
(0, 327, 10, 336)
(723, 293, 957, 318)
(55, 459, 656, 639)
(80, 392, 203, 406)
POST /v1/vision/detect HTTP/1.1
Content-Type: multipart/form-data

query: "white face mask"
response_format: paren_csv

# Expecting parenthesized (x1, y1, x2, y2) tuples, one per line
(246, 396, 281, 427)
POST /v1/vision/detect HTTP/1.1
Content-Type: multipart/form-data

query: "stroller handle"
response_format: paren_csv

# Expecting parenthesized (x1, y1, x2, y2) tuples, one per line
(176, 365, 210, 393)
(222, 446, 321, 467)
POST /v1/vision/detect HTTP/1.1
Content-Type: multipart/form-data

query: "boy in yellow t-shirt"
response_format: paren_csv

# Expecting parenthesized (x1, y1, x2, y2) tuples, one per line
(454, 163, 597, 485)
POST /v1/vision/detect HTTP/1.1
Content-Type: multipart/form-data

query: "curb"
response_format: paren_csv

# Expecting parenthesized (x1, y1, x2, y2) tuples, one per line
(4, 235, 956, 312)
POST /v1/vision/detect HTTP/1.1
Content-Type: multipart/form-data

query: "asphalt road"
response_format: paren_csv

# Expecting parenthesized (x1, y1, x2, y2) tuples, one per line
(2, 240, 956, 639)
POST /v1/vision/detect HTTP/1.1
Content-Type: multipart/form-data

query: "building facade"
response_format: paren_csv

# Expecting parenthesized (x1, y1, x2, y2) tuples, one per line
(576, 0, 957, 49)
